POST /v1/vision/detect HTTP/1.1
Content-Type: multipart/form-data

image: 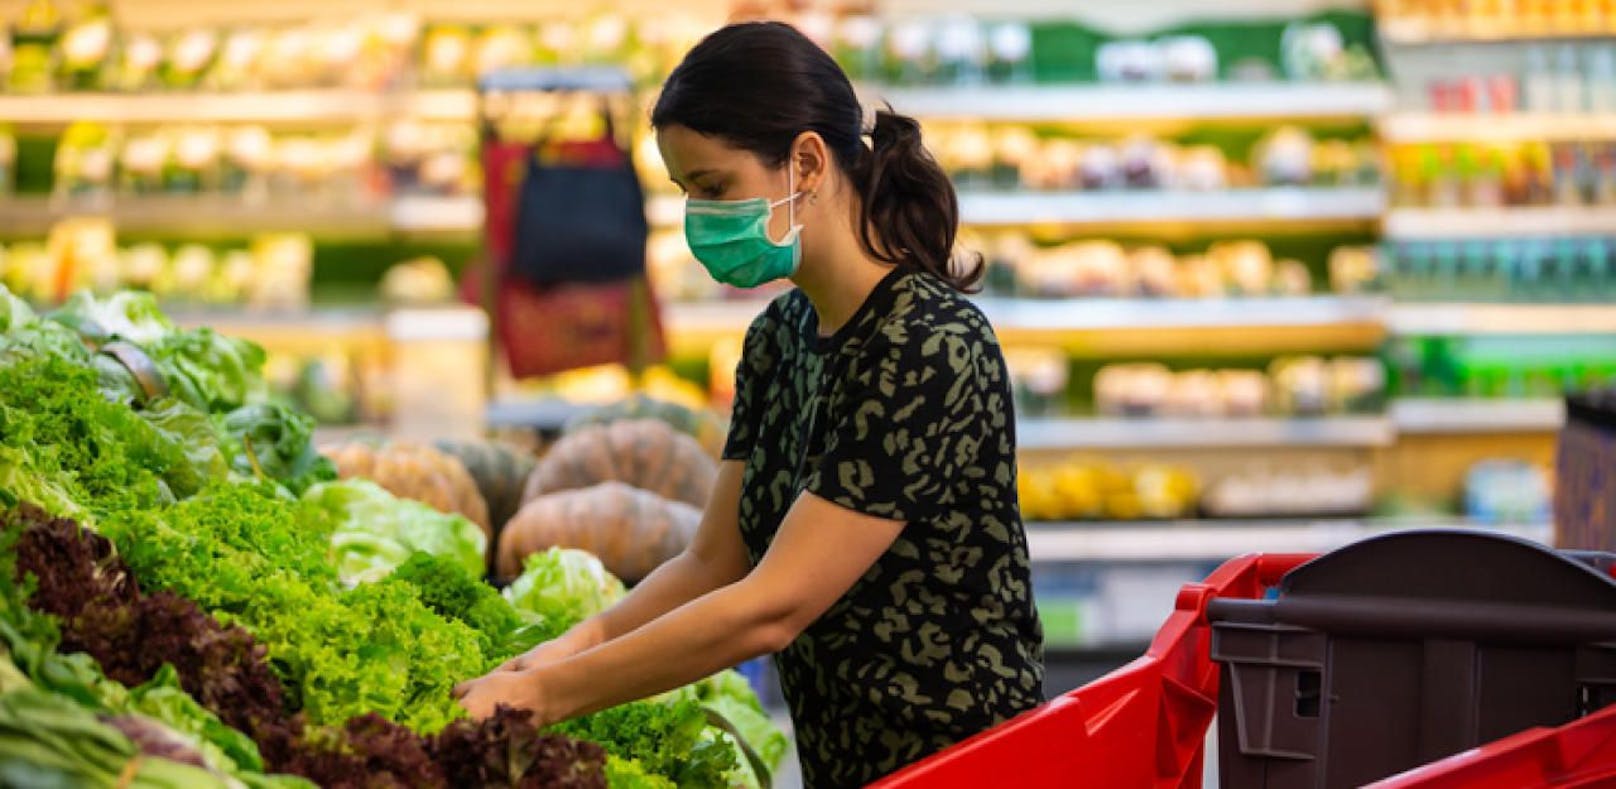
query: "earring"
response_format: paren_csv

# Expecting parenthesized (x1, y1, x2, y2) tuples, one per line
(809, 192, 819, 204)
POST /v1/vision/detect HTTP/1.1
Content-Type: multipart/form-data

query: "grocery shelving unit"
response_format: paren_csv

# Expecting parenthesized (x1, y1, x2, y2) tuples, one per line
(1024, 517, 1551, 563)
(0, 89, 477, 125)
(1391, 397, 1565, 434)
(0, 194, 483, 238)
(861, 82, 1393, 122)
(1387, 302, 1616, 335)
(1017, 415, 1394, 450)
(1380, 112, 1616, 142)
(1383, 206, 1616, 240)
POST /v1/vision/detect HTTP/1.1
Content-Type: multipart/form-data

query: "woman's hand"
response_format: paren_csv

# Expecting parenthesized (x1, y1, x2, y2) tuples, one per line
(452, 667, 549, 723)
(494, 634, 587, 674)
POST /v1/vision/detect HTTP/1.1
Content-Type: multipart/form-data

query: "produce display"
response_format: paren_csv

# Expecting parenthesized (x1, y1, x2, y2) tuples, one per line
(47, 120, 476, 204)
(1379, 0, 1616, 45)
(503, 482, 703, 584)
(567, 395, 727, 458)
(927, 125, 1380, 193)
(1095, 357, 1386, 418)
(996, 238, 1323, 300)
(1388, 141, 1616, 209)
(1, 8, 706, 94)
(0, 286, 785, 788)
(323, 439, 493, 536)
(0, 221, 312, 310)
(1018, 458, 1201, 521)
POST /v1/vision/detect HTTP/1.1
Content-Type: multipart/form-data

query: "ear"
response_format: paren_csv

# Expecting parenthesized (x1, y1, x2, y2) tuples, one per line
(789, 131, 830, 198)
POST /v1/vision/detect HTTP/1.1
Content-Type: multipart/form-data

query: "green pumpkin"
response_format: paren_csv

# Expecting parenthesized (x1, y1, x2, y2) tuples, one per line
(433, 438, 537, 536)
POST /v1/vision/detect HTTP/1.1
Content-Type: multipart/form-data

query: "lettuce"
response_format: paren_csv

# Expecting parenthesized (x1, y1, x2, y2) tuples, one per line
(216, 403, 335, 495)
(301, 480, 486, 587)
(146, 328, 267, 413)
(387, 553, 551, 664)
(502, 547, 626, 635)
(48, 290, 174, 346)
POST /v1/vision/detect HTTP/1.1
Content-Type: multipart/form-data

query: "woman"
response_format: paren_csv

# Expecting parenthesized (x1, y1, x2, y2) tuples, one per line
(455, 21, 1044, 787)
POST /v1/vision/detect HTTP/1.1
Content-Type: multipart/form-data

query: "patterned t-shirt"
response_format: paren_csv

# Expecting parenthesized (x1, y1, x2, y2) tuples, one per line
(723, 266, 1045, 788)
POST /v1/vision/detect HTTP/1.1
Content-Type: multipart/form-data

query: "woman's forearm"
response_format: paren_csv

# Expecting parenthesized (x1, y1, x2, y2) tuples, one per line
(583, 551, 730, 646)
(541, 581, 787, 721)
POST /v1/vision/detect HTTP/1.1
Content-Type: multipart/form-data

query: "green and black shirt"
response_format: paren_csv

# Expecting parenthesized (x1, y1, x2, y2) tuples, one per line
(724, 266, 1045, 788)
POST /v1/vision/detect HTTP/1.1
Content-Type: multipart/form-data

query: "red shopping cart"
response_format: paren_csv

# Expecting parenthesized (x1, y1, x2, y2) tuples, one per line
(874, 530, 1616, 789)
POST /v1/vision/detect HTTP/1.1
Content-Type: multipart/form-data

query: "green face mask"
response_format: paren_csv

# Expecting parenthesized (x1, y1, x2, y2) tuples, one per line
(683, 171, 803, 289)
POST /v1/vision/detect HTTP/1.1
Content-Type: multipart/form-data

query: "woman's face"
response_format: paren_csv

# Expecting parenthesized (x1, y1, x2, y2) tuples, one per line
(656, 124, 801, 244)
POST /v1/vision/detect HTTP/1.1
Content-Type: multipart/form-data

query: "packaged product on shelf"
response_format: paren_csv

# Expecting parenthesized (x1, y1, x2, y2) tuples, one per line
(168, 126, 222, 194)
(7, 0, 60, 93)
(1004, 346, 1068, 417)
(381, 256, 455, 306)
(159, 28, 218, 89)
(52, 122, 115, 200)
(119, 130, 168, 194)
(56, 7, 110, 90)
(1464, 459, 1552, 526)
(1018, 457, 1200, 522)
(109, 30, 160, 91)
(0, 126, 14, 195)
(1202, 463, 1373, 518)
(246, 232, 312, 311)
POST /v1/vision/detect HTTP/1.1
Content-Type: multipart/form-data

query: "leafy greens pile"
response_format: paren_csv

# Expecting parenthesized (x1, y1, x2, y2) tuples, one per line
(0, 287, 787, 788)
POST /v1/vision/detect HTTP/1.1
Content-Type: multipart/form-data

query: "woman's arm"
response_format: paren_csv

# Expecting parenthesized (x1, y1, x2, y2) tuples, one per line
(498, 461, 752, 669)
(455, 491, 903, 720)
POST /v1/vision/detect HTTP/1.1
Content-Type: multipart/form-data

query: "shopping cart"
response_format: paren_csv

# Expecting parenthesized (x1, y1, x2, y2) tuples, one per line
(873, 530, 1616, 789)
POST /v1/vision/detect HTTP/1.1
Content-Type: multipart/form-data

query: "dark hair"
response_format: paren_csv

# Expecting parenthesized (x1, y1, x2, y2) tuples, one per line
(651, 21, 982, 292)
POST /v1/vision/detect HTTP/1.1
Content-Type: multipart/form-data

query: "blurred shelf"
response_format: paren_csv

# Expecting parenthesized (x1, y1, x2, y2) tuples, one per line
(0, 194, 480, 238)
(0, 89, 476, 125)
(1392, 397, 1566, 434)
(665, 296, 1388, 356)
(485, 398, 594, 431)
(169, 307, 389, 353)
(955, 187, 1384, 228)
(1381, 112, 1616, 142)
(862, 82, 1392, 122)
(1025, 518, 1551, 563)
(1016, 416, 1394, 451)
(1384, 206, 1616, 239)
(1389, 302, 1616, 335)
(1380, 26, 1616, 46)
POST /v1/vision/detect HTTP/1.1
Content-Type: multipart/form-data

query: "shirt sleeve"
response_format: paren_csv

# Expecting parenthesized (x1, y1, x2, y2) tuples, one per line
(802, 326, 989, 523)
(721, 309, 778, 462)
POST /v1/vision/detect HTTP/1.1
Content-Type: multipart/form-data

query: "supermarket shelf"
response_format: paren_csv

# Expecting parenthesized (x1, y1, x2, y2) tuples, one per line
(862, 82, 1392, 122)
(1383, 206, 1616, 240)
(1393, 397, 1566, 434)
(169, 307, 389, 353)
(1381, 112, 1616, 142)
(955, 187, 1384, 228)
(1389, 303, 1616, 335)
(0, 194, 480, 238)
(648, 188, 1384, 229)
(1025, 518, 1552, 563)
(666, 296, 1388, 356)
(1379, 26, 1616, 46)
(0, 89, 476, 125)
(1016, 416, 1394, 451)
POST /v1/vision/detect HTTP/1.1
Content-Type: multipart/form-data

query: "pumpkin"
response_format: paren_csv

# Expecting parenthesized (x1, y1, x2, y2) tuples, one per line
(566, 395, 725, 456)
(498, 481, 700, 583)
(322, 440, 492, 537)
(433, 438, 537, 532)
(525, 418, 716, 509)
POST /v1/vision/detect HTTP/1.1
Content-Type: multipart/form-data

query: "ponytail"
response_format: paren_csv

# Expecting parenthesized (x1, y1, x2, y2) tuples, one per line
(854, 110, 984, 293)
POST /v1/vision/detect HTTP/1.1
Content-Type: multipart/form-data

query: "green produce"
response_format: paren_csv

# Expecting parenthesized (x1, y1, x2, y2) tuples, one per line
(389, 552, 551, 661)
(502, 547, 626, 635)
(0, 685, 238, 789)
(554, 697, 735, 789)
(103, 483, 487, 733)
(49, 290, 174, 347)
(217, 402, 336, 495)
(302, 479, 486, 586)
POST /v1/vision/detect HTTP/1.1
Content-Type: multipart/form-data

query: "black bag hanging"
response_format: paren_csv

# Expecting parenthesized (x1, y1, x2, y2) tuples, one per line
(510, 98, 649, 286)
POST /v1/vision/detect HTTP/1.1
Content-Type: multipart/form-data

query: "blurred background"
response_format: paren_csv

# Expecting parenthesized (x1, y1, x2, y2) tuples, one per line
(2, 0, 1613, 698)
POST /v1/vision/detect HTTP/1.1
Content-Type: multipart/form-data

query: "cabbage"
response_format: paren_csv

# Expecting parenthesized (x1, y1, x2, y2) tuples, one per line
(300, 480, 486, 586)
(502, 548, 625, 634)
